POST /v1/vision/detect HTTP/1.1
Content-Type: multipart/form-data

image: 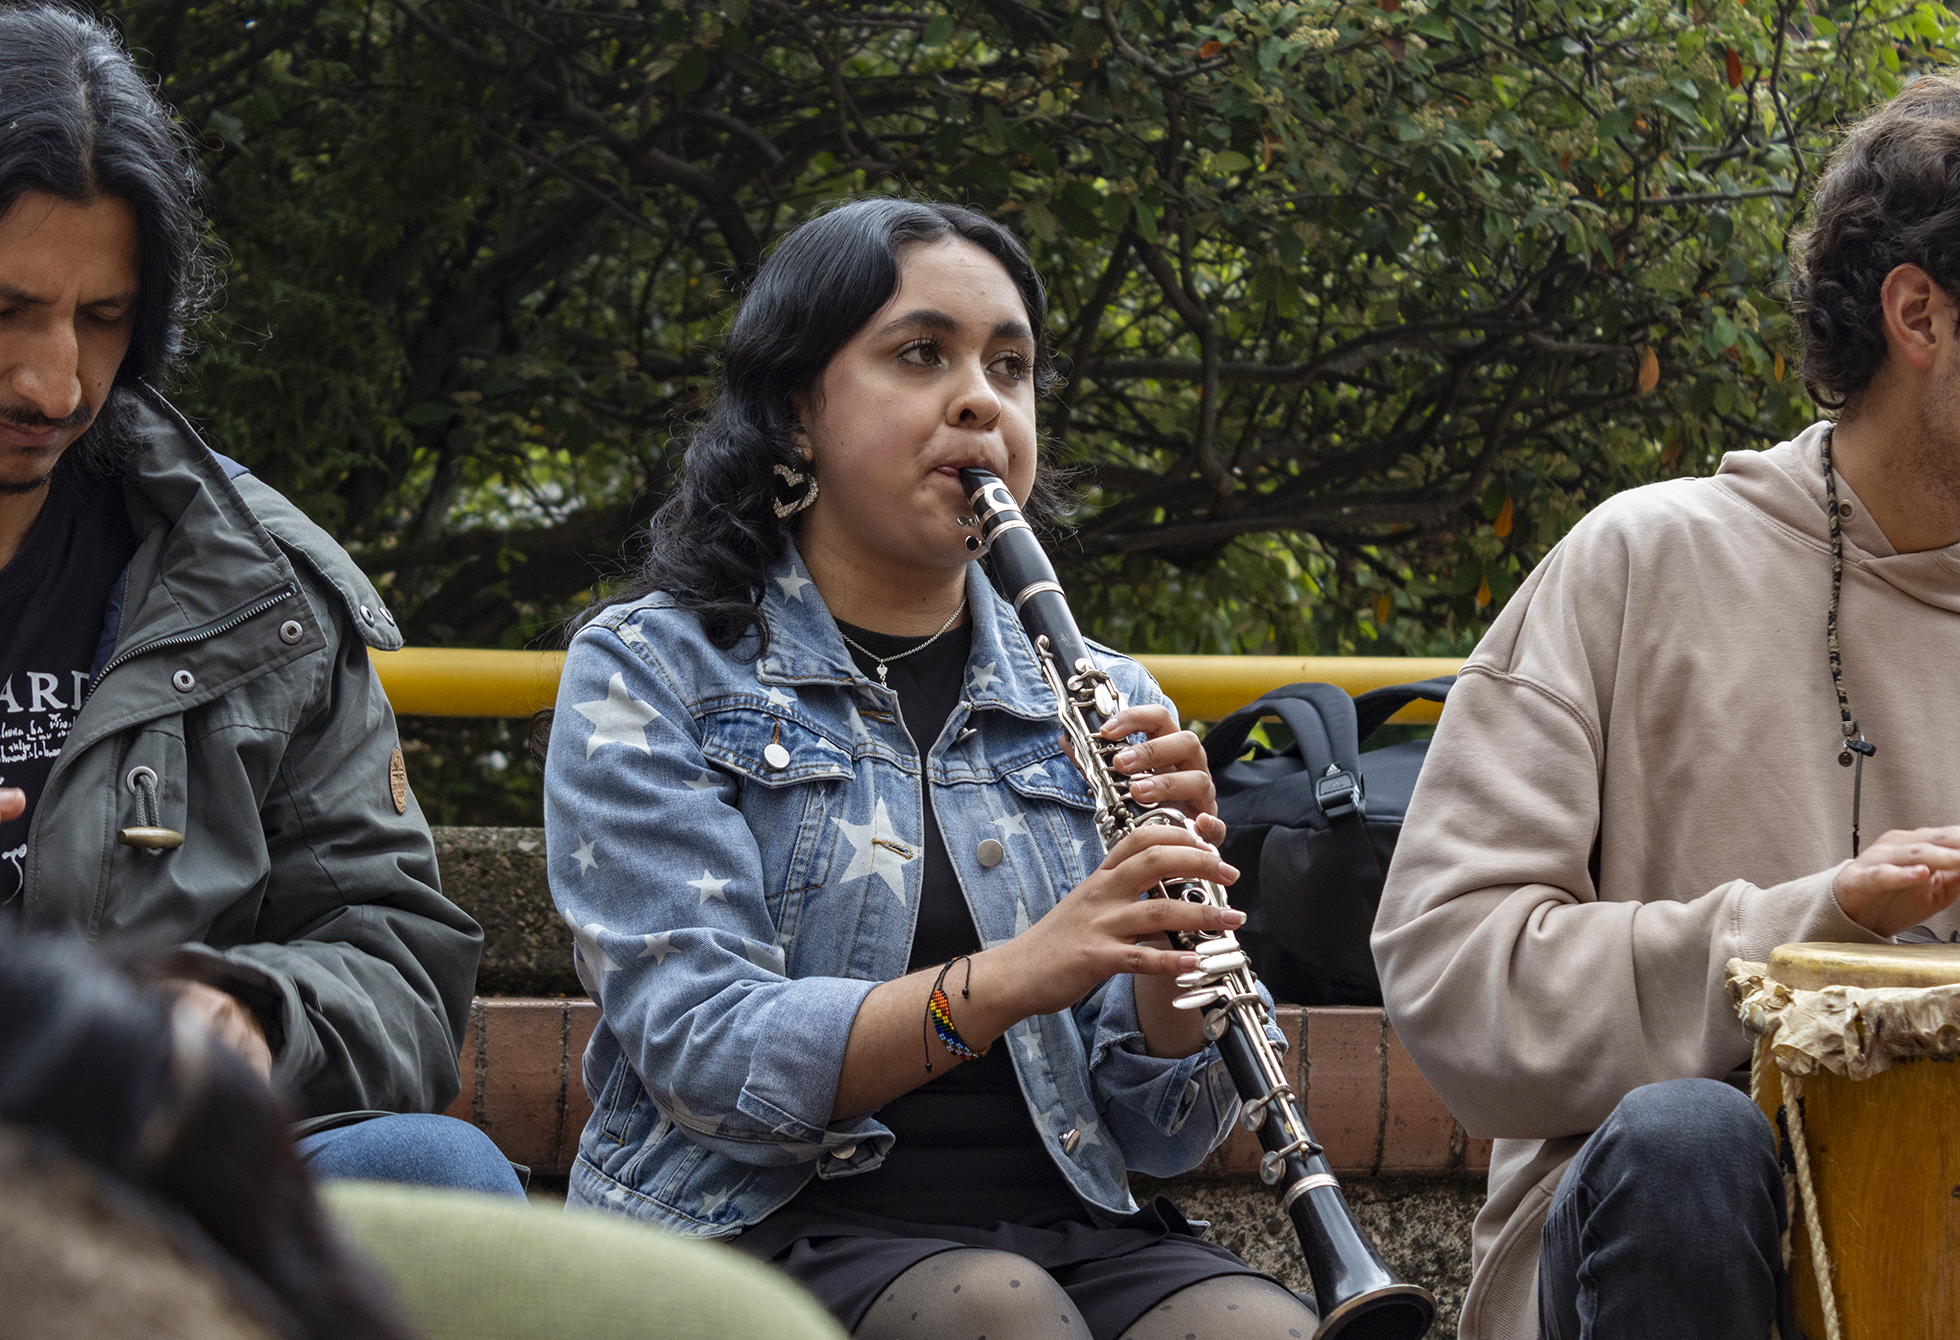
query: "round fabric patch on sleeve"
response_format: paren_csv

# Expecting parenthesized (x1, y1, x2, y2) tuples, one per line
(388, 746, 409, 815)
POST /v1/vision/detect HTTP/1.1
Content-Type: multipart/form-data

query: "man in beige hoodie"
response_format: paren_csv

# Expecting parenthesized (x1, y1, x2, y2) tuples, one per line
(1373, 78, 1960, 1340)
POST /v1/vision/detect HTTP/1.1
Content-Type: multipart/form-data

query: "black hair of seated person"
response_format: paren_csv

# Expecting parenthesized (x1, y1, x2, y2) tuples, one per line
(0, 929, 422, 1340)
(0, 1124, 282, 1340)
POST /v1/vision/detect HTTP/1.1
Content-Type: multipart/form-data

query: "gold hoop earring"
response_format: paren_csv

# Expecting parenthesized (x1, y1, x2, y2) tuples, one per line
(772, 462, 819, 519)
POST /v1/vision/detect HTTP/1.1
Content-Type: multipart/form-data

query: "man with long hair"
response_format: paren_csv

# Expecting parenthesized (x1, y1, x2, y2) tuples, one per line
(0, 5, 509, 1191)
(1374, 78, 1960, 1339)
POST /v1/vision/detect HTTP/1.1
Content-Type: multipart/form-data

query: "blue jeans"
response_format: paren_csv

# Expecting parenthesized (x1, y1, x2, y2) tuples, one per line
(295, 1113, 525, 1199)
(1538, 1078, 1791, 1340)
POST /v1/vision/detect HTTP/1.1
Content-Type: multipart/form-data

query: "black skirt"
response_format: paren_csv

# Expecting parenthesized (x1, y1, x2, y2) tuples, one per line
(730, 1193, 1267, 1340)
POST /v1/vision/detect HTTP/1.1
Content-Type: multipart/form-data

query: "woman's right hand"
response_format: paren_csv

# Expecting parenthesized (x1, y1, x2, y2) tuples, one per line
(988, 824, 1243, 1019)
(0, 788, 22, 823)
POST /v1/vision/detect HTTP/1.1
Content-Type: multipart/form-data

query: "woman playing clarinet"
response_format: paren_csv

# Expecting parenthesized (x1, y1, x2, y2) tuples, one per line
(543, 198, 1319, 1340)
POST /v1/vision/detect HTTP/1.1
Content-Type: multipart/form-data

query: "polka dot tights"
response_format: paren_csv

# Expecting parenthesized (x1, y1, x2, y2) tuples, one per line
(851, 1250, 1318, 1340)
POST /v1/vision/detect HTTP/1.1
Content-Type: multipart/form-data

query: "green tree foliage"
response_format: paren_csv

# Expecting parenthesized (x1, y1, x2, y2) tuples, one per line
(106, 0, 1955, 662)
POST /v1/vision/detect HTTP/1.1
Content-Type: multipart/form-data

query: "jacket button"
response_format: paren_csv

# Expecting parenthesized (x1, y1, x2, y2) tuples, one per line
(763, 742, 791, 771)
(977, 838, 1004, 868)
(279, 619, 304, 645)
(833, 1143, 856, 1161)
(1062, 1128, 1081, 1154)
(171, 670, 195, 692)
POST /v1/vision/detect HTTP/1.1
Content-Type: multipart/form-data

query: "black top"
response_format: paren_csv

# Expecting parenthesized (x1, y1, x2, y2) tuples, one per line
(0, 463, 139, 910)
(795, 615, 1080, 1224)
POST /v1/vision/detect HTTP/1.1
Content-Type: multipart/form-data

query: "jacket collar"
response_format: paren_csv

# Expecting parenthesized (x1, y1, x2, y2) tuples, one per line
(753, 543, 1062, 722)
(109, 388, 303, 653)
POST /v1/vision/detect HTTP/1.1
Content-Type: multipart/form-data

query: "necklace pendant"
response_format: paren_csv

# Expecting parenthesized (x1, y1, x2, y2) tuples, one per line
(875, 664, 890, 688)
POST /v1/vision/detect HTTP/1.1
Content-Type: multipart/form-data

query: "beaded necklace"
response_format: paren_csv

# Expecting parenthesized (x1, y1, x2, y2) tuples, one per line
(1820, 425, 1878, 855)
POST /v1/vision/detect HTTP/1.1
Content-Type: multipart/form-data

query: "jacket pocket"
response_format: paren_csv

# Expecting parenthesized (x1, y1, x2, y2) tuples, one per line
(699, 705, 852, 931)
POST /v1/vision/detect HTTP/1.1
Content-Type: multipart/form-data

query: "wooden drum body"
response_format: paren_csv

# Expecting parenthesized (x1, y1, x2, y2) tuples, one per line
(1747, 944, 1960, 1339)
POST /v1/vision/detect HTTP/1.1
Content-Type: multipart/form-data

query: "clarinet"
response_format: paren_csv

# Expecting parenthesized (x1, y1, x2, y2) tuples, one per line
(960, 469, 1436, 1340)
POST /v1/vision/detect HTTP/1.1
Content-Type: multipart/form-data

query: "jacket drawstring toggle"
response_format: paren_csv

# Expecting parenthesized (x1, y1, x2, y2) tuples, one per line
(117, 765, 183, 855)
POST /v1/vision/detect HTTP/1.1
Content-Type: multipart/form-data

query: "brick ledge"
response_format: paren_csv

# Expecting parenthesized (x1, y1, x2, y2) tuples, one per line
(444, 999, 1490, 1180)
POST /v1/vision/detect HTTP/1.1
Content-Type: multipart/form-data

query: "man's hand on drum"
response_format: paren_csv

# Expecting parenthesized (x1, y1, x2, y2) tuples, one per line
(1833, 825, 1960, 937)
(0, 788, 22, 823)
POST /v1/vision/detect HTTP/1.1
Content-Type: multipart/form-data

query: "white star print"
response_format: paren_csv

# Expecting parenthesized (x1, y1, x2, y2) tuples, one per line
(1014, 762, 1048, 784)
(617, 621, 650, 649)
(683, 771, 721, 790)
(574, 674, 659, 757)
(776, 574, 812, 601)
(1014, 901, 1033, 936)
(697, 1187, 733, 1217)
(833, 799, 914, 904)
(660, 1086, 726, 1136)
(639, 932, 677, 964)
(745, 940, 786, 973)
(992, 811, 1030, 841)
(571, 838, 599, 875)
(969, 661, 1000, 693)
(1074, 1116, 1104, 1149)
(687, 870, 731, 904)
(1014, 1029, 1044, 1066)
(764, 685, 796, 709)
(569, 921, 620, 978)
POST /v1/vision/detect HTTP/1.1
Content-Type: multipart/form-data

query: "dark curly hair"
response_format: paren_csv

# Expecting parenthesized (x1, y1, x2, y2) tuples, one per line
(597, 197, 1066, 654)
(1788, 76, 1960, 408)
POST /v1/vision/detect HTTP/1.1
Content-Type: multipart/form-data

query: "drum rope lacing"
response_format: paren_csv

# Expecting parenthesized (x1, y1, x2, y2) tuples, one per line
(1748, 1059, 1843, 1340)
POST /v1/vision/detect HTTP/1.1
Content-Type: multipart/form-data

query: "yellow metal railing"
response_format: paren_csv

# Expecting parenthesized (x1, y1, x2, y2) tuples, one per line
(371, 647, 1461, 724)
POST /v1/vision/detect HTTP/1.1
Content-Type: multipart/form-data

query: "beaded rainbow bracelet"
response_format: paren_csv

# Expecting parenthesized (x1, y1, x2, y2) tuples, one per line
(923, 955, 989, 1072)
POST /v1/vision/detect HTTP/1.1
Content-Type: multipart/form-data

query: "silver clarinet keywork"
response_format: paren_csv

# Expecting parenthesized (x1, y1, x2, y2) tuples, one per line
(960, 469, 1436, 1340)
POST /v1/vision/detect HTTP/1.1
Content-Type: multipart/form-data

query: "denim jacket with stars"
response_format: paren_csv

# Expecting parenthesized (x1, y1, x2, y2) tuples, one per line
(542, 546, 1244, 1236)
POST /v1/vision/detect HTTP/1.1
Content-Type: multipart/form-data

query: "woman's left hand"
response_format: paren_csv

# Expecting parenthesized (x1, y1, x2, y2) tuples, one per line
(1098, 705, 1224, 844)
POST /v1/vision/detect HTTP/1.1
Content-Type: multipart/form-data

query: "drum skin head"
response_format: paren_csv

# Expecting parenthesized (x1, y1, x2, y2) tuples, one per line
(1769, 941, 1960, 990)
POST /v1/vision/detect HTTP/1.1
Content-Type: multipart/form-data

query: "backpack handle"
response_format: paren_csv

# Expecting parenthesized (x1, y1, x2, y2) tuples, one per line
(1202, 681, 1361, 782)
(1352, 675, 1456, 743)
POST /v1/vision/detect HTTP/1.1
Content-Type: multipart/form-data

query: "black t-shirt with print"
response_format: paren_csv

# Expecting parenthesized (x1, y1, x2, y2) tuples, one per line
(0, 460, 139, 910)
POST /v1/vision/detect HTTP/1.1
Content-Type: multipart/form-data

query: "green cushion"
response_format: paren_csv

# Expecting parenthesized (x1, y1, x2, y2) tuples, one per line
(323, 1182, 844, 1340)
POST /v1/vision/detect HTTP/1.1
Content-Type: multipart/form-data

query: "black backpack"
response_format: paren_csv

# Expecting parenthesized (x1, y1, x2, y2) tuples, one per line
(1202, 677, 1454, 1006)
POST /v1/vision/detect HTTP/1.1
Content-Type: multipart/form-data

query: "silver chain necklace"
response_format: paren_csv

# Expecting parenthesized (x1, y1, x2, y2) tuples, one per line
(838, 597, 968, 692)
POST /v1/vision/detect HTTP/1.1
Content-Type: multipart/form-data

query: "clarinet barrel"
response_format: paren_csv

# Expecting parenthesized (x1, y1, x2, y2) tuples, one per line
(960, 468, 1435, 1340)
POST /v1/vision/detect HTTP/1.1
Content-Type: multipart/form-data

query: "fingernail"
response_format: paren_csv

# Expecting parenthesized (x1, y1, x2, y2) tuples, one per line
(1219, 862, 1240, 882)
(1224, 909, 1246, 927)
(1113, 749, 1138, 771)
(1130, 777, 1155, 799)
(1177, 954, 1199, 972)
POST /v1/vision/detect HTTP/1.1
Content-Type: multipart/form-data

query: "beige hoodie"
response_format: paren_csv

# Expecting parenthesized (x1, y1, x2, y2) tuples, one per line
(1373, 423, 1960, 1339)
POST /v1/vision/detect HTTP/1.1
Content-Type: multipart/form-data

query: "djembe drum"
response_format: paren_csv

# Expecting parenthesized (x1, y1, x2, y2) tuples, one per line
(1729, 943, 1960, 1339)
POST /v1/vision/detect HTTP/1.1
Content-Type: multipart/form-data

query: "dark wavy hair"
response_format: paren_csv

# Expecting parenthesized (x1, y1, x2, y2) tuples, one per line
(0, 5, 214, 463)
(599, 197, 1066, 653)
(0, 931, 421, 1340)
(1788, 76, 1960, 408)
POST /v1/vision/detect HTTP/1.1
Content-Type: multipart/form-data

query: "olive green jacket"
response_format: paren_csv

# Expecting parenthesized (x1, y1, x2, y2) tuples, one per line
(20, 390, 480, 1118)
